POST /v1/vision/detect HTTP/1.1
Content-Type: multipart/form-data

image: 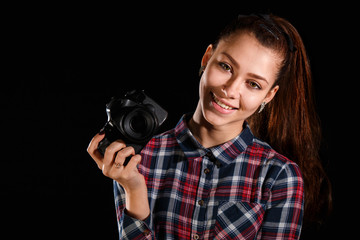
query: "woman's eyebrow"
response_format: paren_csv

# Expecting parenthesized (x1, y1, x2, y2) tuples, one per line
(248, 73, 268, 84)
(220, 52, 268, 84)
(221, 52, 239, 68)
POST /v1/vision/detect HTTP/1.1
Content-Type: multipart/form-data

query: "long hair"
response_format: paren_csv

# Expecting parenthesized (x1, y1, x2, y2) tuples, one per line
(213, 14, 332, 224)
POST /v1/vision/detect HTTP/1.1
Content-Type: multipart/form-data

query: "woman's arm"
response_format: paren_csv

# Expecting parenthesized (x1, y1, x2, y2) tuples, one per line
(260, 162, 304, 240)
(87, 132, 150, 220)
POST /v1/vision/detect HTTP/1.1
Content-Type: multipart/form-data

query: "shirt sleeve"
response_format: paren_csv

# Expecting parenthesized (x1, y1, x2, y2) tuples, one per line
(259, 162, 304, 240)
(113, 180, 153, 240)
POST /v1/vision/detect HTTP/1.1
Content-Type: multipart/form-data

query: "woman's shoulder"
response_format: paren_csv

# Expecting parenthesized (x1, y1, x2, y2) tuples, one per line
(146, 128, 177, 146)
(250, 136, 303, 179)
(140, 128, 178, 158)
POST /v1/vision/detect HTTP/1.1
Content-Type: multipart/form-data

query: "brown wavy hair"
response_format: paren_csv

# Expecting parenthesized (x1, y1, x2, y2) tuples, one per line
(213, 14, 332, 224)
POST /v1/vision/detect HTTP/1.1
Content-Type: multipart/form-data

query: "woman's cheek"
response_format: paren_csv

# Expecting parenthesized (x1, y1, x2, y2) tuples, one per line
(239, 92, 262, 113)
(204, 65, 228, 87)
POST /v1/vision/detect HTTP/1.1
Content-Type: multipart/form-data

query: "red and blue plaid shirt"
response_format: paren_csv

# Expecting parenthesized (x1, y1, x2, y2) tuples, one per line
(114, 114, 304, 239)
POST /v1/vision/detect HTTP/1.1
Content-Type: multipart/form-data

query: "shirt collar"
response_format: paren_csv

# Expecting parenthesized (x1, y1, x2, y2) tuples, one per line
(174, 114, 254, 165)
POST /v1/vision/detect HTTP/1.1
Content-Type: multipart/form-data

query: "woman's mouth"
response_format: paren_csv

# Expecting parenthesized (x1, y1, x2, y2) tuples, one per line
(211, 92, 238, 113)
(211, 92, 238, 110)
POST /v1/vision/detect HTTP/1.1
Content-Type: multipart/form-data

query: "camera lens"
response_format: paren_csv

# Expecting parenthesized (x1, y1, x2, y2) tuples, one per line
(122, 108, 156, 142)
(130, 115, 147, 133)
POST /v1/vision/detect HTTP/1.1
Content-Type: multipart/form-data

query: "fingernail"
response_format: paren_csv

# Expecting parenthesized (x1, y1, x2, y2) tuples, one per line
(99, 128, 105, 135)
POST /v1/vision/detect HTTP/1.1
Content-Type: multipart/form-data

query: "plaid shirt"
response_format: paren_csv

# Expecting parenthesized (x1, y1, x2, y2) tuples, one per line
(114, 114, 304, 239)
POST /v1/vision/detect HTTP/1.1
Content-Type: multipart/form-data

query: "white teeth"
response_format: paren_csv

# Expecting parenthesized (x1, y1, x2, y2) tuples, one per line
(212, 93, 235, 110)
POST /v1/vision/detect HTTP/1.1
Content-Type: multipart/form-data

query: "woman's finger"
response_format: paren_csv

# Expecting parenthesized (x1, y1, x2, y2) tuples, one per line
(87, 132, 106, 169)
(114, 146, 135, 167)
(102, 139, 126, 175)
(125, 154, 141, 171)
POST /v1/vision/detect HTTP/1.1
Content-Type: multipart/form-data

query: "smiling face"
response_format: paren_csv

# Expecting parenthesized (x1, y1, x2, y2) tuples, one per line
(193, 32, 281, 133)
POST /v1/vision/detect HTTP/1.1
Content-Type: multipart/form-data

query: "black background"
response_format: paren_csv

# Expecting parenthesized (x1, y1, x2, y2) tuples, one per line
(2, 2, 356, 239)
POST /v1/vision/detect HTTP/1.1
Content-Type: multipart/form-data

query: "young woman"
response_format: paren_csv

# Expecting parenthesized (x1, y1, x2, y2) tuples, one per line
(87, 14, 331, 239)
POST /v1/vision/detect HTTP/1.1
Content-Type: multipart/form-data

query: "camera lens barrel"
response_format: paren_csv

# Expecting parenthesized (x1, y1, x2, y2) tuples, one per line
(121, 108, 157, 143)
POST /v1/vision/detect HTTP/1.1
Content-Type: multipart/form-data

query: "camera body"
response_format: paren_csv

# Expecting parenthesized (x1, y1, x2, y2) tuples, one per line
(98, 90, 168, 160)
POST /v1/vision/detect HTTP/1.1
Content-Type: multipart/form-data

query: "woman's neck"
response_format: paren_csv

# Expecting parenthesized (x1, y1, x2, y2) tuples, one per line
(188, 112, 244, 149)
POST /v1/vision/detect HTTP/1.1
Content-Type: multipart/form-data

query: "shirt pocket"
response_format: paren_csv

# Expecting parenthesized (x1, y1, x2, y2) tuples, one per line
(214, 201, 265, 240)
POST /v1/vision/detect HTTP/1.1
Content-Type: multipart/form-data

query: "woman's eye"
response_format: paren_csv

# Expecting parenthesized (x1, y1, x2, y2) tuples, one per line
(248, 81, 261, 89)
(219, 62, 232, 72)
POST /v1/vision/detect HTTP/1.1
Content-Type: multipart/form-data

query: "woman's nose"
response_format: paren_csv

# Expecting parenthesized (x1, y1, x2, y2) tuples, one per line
(223, 77, 242, 99)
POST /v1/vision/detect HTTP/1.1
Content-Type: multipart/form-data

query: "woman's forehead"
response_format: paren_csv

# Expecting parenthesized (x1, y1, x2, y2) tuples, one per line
(213, 33, 281, 84)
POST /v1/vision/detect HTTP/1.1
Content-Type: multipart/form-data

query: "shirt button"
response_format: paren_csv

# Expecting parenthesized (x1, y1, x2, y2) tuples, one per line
(198, 199, 205, 206)
(204, 168, 210, 174)
(192, 233, 200, 239)
(143, 229, 151, 236)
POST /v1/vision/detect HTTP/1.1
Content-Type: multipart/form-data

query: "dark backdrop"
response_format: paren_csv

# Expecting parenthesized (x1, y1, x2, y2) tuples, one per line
(3, 3, 355, 239)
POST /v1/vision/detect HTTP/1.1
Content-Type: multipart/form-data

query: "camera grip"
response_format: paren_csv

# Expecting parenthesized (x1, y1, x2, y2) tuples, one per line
(97, 138, 143, 166)
(124, 156, 132, 166)
(97, 138, 111, 156)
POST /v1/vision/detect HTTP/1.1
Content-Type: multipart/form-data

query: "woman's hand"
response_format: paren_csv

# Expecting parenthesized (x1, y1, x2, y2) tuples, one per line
(87, 132, 150, 220)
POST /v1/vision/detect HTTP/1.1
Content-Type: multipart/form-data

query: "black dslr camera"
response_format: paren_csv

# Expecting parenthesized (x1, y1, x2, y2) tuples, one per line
(98, 90, 168, 164)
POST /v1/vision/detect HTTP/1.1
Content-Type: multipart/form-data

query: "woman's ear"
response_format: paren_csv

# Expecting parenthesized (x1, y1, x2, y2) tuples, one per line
(201, 44, 213, 67)
(264, 85, 279, 103)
